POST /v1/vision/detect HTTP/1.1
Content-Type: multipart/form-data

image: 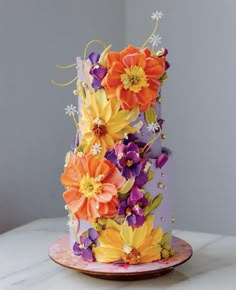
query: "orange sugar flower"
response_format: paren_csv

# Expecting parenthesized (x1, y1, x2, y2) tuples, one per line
(101, 45, 165, 112)
(61, 153, 125, 223)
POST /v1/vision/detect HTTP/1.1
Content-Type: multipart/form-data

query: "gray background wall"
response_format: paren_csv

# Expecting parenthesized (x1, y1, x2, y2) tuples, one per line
(1, 0, 236, 236)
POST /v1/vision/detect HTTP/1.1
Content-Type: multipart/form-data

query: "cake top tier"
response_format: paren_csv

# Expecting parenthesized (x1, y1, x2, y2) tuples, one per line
(52, 10, 170, 159)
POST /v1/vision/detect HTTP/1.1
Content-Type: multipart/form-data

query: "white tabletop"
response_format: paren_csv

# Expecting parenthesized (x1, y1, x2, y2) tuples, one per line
(1, 217, 236, 290)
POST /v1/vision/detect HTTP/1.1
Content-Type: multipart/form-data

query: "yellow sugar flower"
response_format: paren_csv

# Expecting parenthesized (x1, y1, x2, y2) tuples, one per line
(93, 215, 163, 264)
(79, 89, 139, 157)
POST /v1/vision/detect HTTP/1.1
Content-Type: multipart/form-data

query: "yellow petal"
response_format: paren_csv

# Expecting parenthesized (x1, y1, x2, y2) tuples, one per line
(132, 222, 148, 248)
(106, 219, 121, 231)
(120, 224, 133, 246)
(94, 246, 122, 263)
(136, 235, 153, 253)
(98, 228, 123, 248)
(151, 226, 163, 245)
(106, 120, 129, 134)
(140, 244, 162, 263)
(145, 214, 155, 236)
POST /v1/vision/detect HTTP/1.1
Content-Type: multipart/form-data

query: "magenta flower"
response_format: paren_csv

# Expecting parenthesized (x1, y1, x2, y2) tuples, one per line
(156, 152, 168, 168)
(73, 228, 99, 262)
(88, 52, 107, 89)
(118, 185, 148, 227)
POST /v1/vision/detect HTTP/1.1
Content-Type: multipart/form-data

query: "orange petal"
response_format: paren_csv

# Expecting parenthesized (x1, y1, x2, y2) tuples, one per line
(145, 58, 165, 78)
(63, 188, 80, 204)
(87, 197, 99, 221)
(120, 45, 140, 60)
(118, 87, 138, 110)
(106, 52, 121, 68)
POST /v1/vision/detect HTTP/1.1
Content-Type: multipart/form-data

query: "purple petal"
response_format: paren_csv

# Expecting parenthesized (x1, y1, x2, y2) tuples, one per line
(121, 166, 132, 179)
(128, 186, 144, 206)
(88, 228, 99, 241)
(105, 149, 117, 165)
(91, 78, 102, 89)
(140, 195, 148, 207)
(126, 151, 140, 164)
(126, 142, 139, 153)
(127, 214, 136, 226)
(131, 164, 141, 177)
(135, 173, 148, 187)
(134, 215, 145, 227)
(118, 200, 127, 215)
(158, 118, 164, 128)
(73, 242, 82, 256)
(123, 134, 137, 145)
(81, 248, 94, 262)
(88, 52, 100, 64)
(83, 237, 93, 248)
(165, 61, 170, 70)
(132, 206, 144, 216)
(156, 153, 168, 169)
(91, 66, 107, 80)
(118, 156, 127, 167)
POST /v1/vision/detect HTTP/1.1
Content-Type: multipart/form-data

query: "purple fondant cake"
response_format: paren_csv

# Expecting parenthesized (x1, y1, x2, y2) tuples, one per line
(55, 10, 174, 264)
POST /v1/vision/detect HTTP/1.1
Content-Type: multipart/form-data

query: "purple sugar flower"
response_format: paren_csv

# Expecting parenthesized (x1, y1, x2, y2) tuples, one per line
(117, 142, 142, 179)
(88, 52, 107, 90)
(118, 186, 148, 227)
(73, 228, 99, 262)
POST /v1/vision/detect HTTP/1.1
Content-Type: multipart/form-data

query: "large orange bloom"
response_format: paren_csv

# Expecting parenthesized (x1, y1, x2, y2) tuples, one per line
(61, 153, 125, 222)
(101, 45, 165, 112)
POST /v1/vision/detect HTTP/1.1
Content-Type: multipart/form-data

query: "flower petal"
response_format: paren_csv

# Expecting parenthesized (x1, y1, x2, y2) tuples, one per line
(94, 246, 122, 263)
(140, 244, 162, 263)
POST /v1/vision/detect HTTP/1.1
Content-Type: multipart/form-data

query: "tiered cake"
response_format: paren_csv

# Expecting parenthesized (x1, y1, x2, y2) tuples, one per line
(57, 11, 174, 264)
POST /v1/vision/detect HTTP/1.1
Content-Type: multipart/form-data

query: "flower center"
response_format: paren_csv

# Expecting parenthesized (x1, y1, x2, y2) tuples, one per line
(92, 123, 107, 137)
(126, 159, 133, 167)
(79, 174, 102, 198)
(122, 244, 141, 264)
(120, 65, 148, 93)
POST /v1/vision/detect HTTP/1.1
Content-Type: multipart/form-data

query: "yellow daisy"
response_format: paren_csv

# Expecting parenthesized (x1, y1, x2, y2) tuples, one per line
(79, 89, 139, 157)
(93, 215, 163, 264)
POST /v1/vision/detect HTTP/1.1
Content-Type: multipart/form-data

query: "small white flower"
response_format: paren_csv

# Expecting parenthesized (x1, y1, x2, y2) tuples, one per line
(67, 219, 76, 228)
(151, 11, 163, 21)
(91, 143, 102, 155)
(147, 122, 159, 133)
(149, 34, 162, 47)
(123, 244, 132, 254)
(65, 104, 77, 116)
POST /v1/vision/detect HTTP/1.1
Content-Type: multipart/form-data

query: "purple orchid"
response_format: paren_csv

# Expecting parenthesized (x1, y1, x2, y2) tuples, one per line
(116, 142, 142, 179)
(118, 186, 148, 227)
(88, 52, 107, 90)
(73, 228, 99, 262)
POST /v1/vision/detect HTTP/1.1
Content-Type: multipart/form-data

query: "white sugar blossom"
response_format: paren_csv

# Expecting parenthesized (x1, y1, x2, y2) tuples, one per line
(65, 104, 77, 116)
(67, 219, 77, 228)
(91, 143, 102, 155)
(149, 34, 162, 47)
(151, 11, 163, 21)
(147, 122, 159, 133)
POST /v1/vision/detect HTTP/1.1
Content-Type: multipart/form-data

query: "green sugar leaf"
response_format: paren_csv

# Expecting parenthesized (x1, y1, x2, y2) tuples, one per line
(144, 106, 157, 125)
